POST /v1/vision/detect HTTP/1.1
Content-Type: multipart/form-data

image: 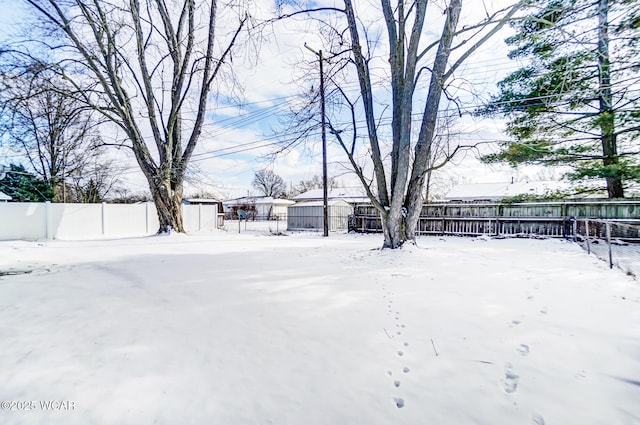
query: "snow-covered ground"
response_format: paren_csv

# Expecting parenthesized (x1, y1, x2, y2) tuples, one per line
(1, 224, 639, 425)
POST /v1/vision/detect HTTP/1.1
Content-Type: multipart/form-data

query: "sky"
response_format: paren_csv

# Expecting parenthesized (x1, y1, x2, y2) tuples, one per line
(0, 1, 550, 200)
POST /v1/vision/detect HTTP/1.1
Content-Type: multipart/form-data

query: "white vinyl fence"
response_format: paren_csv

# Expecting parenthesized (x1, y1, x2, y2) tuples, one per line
(0, 202, 219, 241)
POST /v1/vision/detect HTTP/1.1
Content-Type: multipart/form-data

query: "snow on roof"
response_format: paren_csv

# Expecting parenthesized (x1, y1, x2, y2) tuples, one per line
(0, 191, 11, 201)
(292, 187, 370, 203)
(290, 199, 352, 207)
(445, 181, 570, 201)
(270, 199, 295, 205)
(223, 196, 294, 206)
(183, 198, 221, 204)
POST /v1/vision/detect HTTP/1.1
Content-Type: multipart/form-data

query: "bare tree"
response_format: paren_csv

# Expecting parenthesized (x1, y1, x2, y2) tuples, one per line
(18, 0, 252, 232)
(0, 68, 105, 202)
(70, 157, 123, 203)
(288, 175, 338, 198)
(252, 169, 286, 198)
(284, 0, 526, 247)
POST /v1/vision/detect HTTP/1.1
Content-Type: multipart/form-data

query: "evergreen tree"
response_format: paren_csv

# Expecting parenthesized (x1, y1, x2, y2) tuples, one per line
(480, 0, 640, 198)
(0, 164, 53, 202)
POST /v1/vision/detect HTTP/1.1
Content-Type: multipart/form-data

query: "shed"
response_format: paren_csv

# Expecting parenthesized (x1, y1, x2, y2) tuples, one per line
(182, 198, 224, 227)
(0, 191, 11, 202)
(287, 200, 353, 231)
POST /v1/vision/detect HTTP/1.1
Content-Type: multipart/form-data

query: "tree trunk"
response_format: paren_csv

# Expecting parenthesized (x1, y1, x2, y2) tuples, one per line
(404, 0, 462, 241)
(605, 176, 624, 198)
(598, 0, 624, 198)
(381, 210, 406, 249)
(404, 173, 427, 240)
(147, 176, 185, 234)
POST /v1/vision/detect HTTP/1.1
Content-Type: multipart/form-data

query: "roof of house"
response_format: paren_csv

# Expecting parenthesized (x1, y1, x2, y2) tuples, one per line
(290, 200, 352, 208)
(223, 196, 295, 206)
(182, 198, 222, 205)
(0, 191, 11, 201)
(445, 181, 570, 202)
(292, 187, 370, 203)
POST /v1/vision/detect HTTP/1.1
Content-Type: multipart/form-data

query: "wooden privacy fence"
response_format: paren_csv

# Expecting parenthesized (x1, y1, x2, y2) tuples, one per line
(351, 200, 640, 238)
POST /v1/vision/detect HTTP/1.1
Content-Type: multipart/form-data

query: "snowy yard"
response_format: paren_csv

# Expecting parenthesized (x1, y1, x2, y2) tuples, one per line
(1, 226, 639, 425)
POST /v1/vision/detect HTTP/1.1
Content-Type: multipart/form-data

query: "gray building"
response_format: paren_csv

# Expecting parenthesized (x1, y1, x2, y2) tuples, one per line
(287, 200, 353, 231)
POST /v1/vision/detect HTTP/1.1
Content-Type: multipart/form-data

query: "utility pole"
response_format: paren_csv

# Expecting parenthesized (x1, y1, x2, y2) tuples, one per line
(305, 43, 329, 237)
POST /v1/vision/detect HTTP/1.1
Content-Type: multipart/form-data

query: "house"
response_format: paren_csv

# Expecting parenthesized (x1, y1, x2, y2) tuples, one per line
(223, 196, 294, 220)
(0, 191, 11, 202)
(287, 199, 352, 231)
(444, 181, 572, 202)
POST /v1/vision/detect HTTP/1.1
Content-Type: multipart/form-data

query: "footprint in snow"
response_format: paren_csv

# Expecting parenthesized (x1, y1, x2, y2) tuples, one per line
(532, 414, 545, 425)
(394, 380, 401, 387)
(518, 344, 530, 356)
(502, 362, 519, 394)
(509, 320, 521, 328)
(394, 398, 405, 408)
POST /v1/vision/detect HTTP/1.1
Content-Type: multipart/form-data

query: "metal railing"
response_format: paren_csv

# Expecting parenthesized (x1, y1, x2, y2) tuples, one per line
(575, 219, 640, 275)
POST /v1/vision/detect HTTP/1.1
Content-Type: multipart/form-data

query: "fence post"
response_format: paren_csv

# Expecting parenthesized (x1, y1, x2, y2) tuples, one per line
(45, 201, 52, 240)
(606, 220, 613, 269)
(101, 202, 107, 235)
(145, 202, 150, 234)
(585, 219, 591, 254)
(198, 203, 202, 231)
(572, 217, 577, 242)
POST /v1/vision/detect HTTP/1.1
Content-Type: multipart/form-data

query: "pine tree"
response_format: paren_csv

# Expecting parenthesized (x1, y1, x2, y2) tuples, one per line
(480, 0, 640, 198)
(0, 164, 54, 202)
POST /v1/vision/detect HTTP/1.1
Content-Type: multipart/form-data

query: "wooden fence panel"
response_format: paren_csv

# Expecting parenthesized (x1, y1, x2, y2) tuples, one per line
(352, 200, 640, 237)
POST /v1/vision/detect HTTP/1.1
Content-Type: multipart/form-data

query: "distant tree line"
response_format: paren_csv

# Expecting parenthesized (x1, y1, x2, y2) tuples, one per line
(251, 169, 339, 199)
